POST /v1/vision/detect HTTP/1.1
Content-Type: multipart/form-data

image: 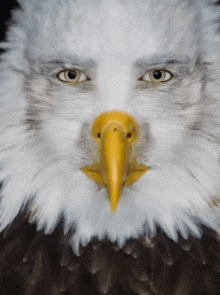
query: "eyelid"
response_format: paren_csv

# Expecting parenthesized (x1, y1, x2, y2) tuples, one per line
(139, 69, 173, 83)
(57, 68, 88, 83)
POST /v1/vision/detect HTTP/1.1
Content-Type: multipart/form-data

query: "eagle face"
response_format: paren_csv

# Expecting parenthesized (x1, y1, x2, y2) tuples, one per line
(1, 0, 220, 253)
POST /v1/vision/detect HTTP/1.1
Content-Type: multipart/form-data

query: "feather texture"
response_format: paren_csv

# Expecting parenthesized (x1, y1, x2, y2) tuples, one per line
(1, 0, 220, 294)
(0, 214, 220, 294)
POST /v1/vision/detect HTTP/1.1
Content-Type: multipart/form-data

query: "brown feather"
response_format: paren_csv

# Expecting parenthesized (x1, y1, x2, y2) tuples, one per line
(0, 213, 220, 295)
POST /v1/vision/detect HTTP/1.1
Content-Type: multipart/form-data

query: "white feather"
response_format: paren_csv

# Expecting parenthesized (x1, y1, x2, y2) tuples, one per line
(1, 0, 220, 251)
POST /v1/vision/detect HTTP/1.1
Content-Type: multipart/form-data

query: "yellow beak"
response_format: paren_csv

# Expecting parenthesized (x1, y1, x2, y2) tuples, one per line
(100, 120, 130, 212)
(81, 111, 148, 213)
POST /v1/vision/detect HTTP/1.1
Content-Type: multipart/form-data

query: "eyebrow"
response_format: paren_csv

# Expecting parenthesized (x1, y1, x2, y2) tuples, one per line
(40, 54, 96, 68)
(135, 55, 190, 68)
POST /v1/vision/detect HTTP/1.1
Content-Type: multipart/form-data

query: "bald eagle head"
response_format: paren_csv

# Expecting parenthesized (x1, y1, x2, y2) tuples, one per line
(1, 0, 220, 254)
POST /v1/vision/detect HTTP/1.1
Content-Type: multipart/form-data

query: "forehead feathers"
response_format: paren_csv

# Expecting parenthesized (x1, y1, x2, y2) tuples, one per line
(13, 0, 203, 62)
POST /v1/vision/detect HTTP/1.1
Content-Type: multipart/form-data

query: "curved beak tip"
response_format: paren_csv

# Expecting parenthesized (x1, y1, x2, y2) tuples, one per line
(110, 204, 117, 214)
(111, 208, 116, 214)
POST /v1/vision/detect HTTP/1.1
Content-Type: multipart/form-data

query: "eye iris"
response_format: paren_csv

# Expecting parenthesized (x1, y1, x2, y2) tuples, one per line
(67, 70, 77, 80)
(153, 70, 162, 80)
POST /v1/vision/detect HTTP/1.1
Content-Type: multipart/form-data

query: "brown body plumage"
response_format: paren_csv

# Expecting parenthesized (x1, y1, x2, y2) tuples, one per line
(0, 212, 220, 295)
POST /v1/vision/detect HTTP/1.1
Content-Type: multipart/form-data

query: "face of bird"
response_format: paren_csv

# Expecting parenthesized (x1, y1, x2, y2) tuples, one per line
(1, 0, 220, 252)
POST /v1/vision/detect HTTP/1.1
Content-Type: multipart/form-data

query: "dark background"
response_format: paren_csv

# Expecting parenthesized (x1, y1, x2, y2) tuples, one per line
(0, 0, 19, 42)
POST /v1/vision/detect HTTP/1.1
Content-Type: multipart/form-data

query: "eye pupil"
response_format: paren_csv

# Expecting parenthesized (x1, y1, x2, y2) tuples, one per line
(153, 70, 162, 80)
(68, 70, 77, 80)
